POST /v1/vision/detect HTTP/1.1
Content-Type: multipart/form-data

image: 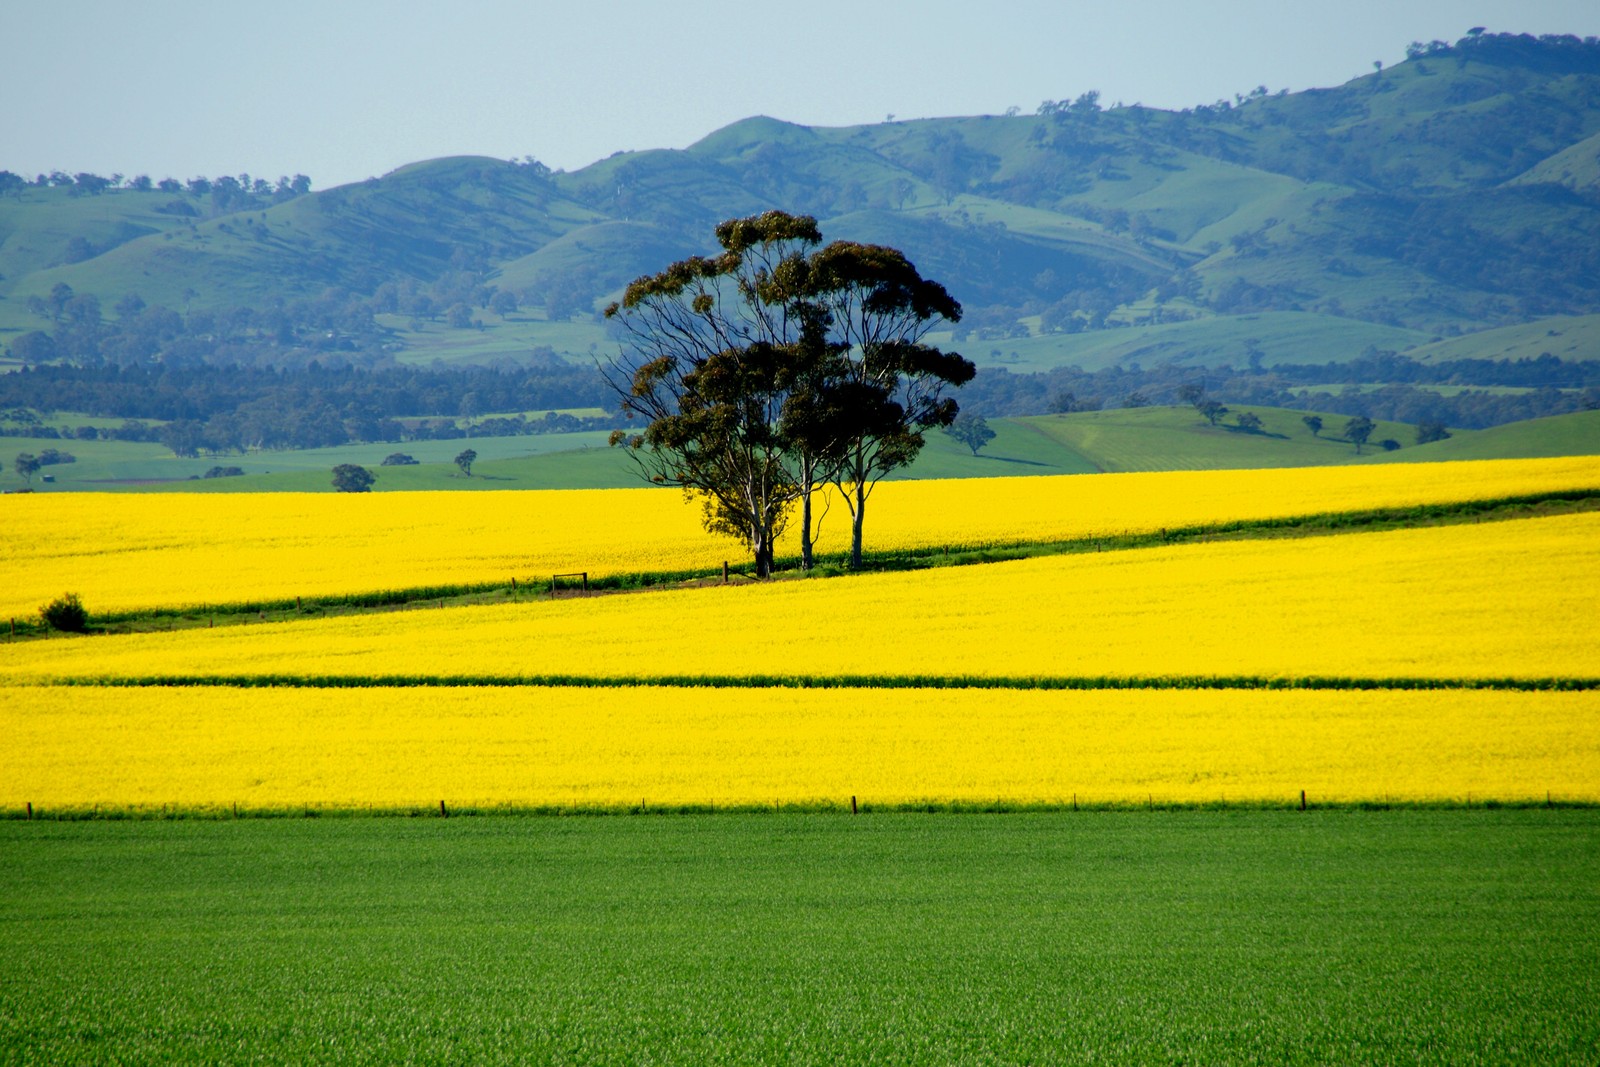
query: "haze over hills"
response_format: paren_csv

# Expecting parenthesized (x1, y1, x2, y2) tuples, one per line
(2, 29, 1599, 456)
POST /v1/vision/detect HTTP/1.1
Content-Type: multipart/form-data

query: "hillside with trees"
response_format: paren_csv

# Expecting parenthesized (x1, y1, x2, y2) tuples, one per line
(2, 30, 1598, 447)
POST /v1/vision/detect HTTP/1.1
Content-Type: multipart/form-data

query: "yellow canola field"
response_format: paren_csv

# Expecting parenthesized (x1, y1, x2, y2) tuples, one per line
(9, 513, 1598, 684)
(4, 685, 1594, 809)
(2, 455, 1597, 619)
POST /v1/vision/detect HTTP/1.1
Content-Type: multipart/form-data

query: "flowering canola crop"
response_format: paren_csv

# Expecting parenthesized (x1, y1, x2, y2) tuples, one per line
(8, 513, 1598, 685)
(3, 456, 1596, 618)
(4, 684, 1593, 809)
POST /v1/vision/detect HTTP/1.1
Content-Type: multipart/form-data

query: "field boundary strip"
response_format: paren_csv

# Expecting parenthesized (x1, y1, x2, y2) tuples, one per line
(7, 798, 1599, 821)
(30, 673, 1600, 691)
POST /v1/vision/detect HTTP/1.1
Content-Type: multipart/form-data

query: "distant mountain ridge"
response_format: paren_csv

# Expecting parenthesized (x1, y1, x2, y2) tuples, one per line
(3, 30, 1599, 376)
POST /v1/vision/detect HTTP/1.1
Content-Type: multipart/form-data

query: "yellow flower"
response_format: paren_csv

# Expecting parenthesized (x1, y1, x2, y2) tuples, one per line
(3, 456, 1594, 618)
(4, 685, 1593, 808)
(7, 513, 1596, 685)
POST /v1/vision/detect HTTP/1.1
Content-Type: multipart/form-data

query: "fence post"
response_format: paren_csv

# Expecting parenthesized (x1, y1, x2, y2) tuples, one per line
(722, 561, 729, 584)
(440, 799, 448, 818)
(1299, 789, 1306, 811)
(851, 795, 858, 815)
(26, 802, 32, 820)
(582, 572, 588, 594)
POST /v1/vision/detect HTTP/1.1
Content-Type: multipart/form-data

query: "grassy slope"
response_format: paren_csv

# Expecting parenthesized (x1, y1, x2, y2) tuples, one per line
(1014, 405, 1431, 472)
(3, 158, 607, 324)
(1370, 409, 1600, 463)
(13, 407, 1600, 493)
(1406, 314, 1600, 365)
(1510, 129, 1600, 192)
(1, 814, 1595, 1064)
(0, 188, 198, 335)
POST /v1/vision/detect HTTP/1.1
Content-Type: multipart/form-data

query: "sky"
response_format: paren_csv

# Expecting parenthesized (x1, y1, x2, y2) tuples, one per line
(5, 0, 1599, 192)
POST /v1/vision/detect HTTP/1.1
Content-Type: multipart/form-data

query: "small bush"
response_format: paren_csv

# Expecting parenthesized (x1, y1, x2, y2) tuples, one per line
(41, 592, 89, 633)
(332, 464, 376, 492)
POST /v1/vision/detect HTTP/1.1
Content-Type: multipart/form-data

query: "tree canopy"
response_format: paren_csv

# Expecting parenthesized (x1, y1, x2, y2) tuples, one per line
(331, 463, 376, 492)
(605, 211, 972, 575)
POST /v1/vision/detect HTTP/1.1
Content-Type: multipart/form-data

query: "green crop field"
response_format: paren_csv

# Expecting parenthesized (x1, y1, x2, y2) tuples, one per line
(0, 431, 633, 491)
(13, 407, 1600, 494)
(2, 813, 1595, 1064)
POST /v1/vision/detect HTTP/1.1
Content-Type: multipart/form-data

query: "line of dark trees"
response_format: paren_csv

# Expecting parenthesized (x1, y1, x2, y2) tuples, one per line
(9, 284, 388, 368)
(5, 345, 1595, 458)
(0, 362, 612, 421)
(959, 352, 1600, 429)
(0, 169, 312, 215)
(0, 362, 619, 455)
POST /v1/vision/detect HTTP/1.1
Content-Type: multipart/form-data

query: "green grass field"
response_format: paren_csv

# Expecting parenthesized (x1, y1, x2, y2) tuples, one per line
(1406, 314, 1600, 365)
(1, 813, 1595, 1064)
(1370, 410, 1600, 464)
(1011, 405, 1437, 471)
(8, 407, 1599, 493)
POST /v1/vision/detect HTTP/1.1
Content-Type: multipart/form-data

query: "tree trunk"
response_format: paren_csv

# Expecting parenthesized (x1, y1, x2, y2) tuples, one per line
(800, 488, 814, 571)
(752, 530, 772, 579)
(848, 481, 866, 570)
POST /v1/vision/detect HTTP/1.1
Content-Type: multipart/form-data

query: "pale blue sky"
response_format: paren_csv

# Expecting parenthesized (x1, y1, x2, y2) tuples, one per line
(4, 0, 1598, 191)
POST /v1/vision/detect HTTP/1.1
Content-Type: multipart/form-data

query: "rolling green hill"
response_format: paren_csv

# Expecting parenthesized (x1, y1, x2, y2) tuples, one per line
(1405, 314, 1600, 366)
(1368, 408, 1600, 462)
(4, 31, 1599, 377)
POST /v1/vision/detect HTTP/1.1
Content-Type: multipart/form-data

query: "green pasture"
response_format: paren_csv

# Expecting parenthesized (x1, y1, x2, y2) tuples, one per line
(7, 407, 1596, 495)
(0, 431, 632, 492)
(2, 813, 1595, 1064)
(0, 187, 197, 332)
(1406, 314, 1600, 366)
(1011, 405, 1433, 472)
(1369, 410, 1600, 464)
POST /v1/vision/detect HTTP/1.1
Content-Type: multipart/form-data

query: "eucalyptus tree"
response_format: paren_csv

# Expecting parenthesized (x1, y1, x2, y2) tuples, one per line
(1344, 415, 1376, 454)
(604, 212, 829, 577)
(802, 240, 973, 569)
(605, 210, 971, 576)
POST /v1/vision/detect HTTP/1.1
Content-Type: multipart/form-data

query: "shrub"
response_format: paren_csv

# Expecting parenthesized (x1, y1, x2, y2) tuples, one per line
(381, 453, 419, 466)
(40, 592, 88, 633)
(332, 463, 376, 492)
